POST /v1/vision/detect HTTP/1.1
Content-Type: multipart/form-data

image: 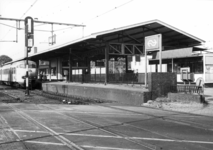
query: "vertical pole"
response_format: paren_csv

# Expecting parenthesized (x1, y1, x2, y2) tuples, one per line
(26, 47, 29, 95)
(159, 49, 162, 72)
(203, 54, 206, 85)
(159, 35, 162, 72)
(16, 21, 18, 43)
(25, 22, 29, 95)
(51, 24, 53, 45)
(145, 45, 147, 88)
(171, 58, 174, 73)
(100, 66, 101, 82)
(87, 58, 90, 82)
(56, 58, 58, 80)
(105, 45, 109, 85)
(113, 59, 114, 74)
(69, 48, 72, 82)
(95, 67, 96, 82)
(125, 55, 128, 73)
(49, 60, 51, 81)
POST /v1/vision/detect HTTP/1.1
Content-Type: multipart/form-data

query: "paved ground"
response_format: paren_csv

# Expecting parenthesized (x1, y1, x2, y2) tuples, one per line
(0, 90, 213, 149)
(141, 87, 213, 117)
(204, 87, 213, 104)
(0, 84, 213, 150)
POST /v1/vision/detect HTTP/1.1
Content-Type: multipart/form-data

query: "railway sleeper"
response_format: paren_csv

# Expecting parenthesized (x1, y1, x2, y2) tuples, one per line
(32, 90, 113, 105)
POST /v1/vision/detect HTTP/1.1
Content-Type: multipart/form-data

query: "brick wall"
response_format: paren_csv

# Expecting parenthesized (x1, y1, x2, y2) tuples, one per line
(148, 73, 177, 100)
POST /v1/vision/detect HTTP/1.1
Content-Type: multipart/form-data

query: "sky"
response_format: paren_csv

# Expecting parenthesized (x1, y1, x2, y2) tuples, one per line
(0, 0, 213, 60)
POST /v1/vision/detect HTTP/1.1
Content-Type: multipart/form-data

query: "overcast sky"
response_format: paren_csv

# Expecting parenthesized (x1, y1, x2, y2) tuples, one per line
(0, 0, 213, 60)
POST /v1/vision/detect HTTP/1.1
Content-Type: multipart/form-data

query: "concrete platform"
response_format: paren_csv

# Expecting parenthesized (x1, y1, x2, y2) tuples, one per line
(42, 82, 151, 106)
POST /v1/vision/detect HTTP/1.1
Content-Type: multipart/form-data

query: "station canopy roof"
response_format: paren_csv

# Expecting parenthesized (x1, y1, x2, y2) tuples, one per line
(22, 19, 205, 61)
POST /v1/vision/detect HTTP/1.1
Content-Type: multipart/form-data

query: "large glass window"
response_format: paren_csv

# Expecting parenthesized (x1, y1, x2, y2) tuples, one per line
(51, 67, 56, 76)
(171, 57, 203, 74)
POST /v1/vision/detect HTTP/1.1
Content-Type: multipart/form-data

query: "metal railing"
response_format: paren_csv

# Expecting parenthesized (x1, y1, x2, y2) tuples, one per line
(176, 84, 203, 94)
(72, 73, 145, 84)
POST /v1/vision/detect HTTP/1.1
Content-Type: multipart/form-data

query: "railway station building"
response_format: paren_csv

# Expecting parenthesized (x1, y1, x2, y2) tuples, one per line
(12, 19, 211, 105)
(29, 20, 205, 83)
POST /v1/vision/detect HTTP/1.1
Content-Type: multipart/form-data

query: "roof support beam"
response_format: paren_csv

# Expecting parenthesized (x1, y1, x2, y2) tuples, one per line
(100, 26, 165, 43)
(123, 32, 142, 44)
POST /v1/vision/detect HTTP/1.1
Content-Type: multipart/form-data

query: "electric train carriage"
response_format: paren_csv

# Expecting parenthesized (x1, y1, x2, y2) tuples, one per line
(0, 60, 37, 88)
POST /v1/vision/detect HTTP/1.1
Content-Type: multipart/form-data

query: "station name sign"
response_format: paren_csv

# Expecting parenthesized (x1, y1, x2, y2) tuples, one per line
(145, 34, 162, 52)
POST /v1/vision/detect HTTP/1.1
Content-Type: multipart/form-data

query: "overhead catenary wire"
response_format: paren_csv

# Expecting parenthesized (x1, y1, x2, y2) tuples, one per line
(39, 0, 135, 43)
(55, 0, 134, 37)
(39, 0, 84, 20)
(0, 22, 17, 29)
(0, 0, 39, 41)
(82, 0, 134, 24)
(0, 0, 40, 57)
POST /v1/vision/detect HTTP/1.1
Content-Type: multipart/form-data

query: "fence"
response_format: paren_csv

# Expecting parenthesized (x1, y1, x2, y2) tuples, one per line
(176, 84, 203, 94)
(72, 73, 145, 84)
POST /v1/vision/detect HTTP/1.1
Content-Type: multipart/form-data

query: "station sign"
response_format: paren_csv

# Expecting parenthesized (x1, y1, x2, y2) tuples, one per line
(145, 34, 162, 52)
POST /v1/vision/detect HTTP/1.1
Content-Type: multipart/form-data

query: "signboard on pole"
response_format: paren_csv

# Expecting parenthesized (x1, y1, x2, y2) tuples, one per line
(145, 34, 162, 52)
(144, 34, 162, 88)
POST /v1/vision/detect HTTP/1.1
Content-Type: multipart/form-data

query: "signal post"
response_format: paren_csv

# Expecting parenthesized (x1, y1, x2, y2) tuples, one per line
(24, 16, 34, 95)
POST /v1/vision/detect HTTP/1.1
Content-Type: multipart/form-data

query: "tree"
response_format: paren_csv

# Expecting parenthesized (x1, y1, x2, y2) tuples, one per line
(0, 55, 12, 66)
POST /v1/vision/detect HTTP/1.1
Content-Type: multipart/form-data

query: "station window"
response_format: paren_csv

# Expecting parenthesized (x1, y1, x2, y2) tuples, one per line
(39, 69, 47, 75)
(51, 67, 56, 76)
(62, 61, 69, 67)
(29, 64, 36, 68)
(62, 69, 69, 76)
(171, 57, 203, 74)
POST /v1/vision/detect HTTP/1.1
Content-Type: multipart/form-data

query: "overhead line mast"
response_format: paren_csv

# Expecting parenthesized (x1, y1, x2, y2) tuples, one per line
(0, 16, 86, 95)
(0, 17, 86, 43)
(0, 17, 86, 27)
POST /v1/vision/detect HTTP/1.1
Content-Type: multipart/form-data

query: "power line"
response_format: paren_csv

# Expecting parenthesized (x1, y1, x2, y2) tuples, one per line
(39, 0, 84, 20)
(20, 0, 39, 19)
(55, 0, 134, 36)
(82, 0, 134, 24)
(0, 0, 39, 40)
(0, 22, 17, 29)
(1, 0, 12, 12)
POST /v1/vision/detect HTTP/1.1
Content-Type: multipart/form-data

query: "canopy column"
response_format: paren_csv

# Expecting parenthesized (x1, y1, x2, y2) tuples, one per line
(49, 60, 51, 81)
(172, 58, 174, 72)
(105, 44, 109, 85)
(69, 48, 72, 82)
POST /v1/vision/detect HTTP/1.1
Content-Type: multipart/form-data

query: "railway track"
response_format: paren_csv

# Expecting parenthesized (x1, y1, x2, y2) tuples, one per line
(1, 86, 213, 132)
(40, 104, 213, 150)
(1, 87, 213, 149)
